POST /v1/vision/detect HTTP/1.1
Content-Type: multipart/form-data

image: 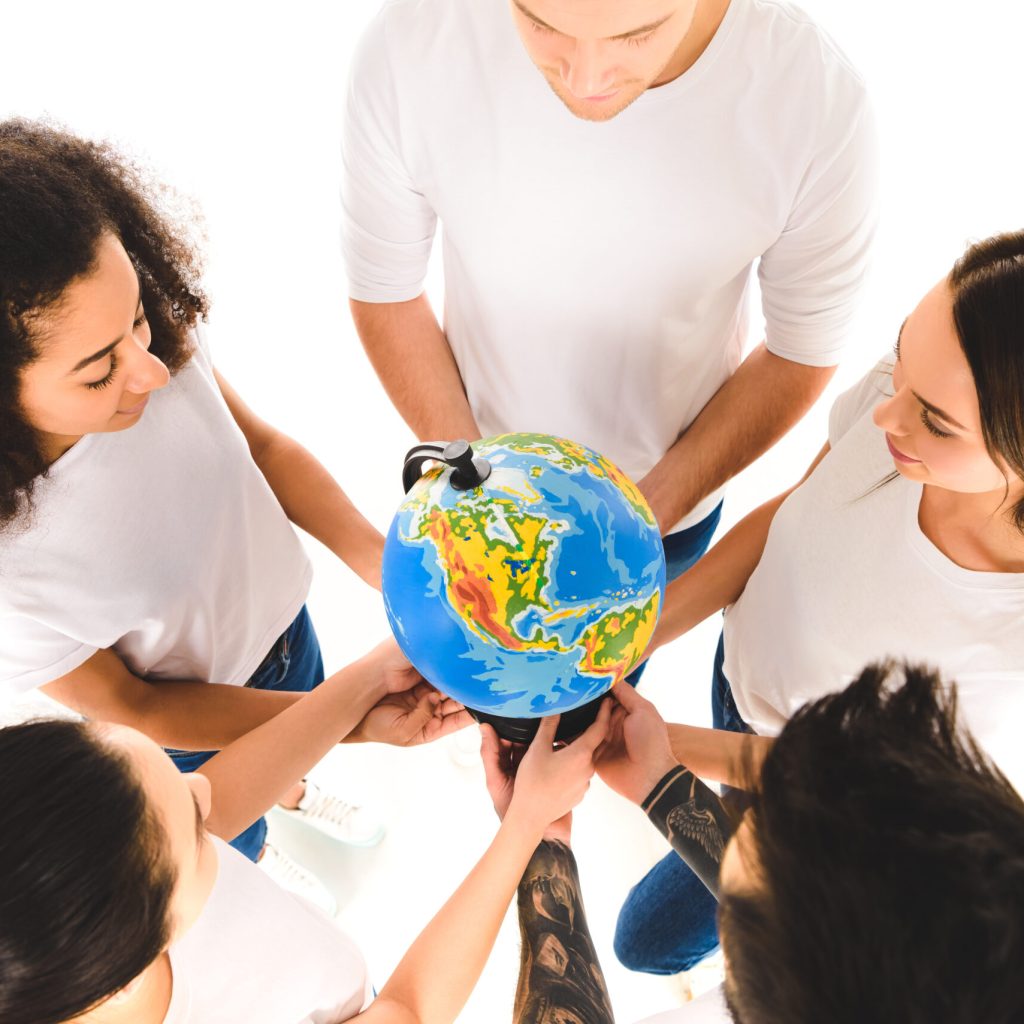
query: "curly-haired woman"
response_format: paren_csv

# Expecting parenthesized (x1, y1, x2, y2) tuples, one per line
(0, 120, 418, 880)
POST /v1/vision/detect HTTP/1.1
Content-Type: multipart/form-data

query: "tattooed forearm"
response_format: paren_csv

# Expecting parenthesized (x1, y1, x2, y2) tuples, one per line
(643, 766, 735, 899)
(514, 840, 615, 1024)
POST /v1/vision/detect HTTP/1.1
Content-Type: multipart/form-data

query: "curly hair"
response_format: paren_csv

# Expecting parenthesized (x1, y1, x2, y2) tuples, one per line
(0, 119, 208, 530)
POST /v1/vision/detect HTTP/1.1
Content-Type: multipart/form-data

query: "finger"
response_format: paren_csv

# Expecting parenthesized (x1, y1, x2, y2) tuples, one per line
(575, 698, 613, 753)
(438, 708, 475, 735)
(479, 724, 501, 771)
(610, 680, 651, 712)
(531, 713, 560, 751)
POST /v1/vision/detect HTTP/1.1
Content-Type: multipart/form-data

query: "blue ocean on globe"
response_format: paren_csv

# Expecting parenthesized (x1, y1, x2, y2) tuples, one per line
(382, 433, 666, 718)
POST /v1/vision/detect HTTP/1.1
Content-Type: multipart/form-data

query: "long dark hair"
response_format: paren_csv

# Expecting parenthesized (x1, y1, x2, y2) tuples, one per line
(0, 719, 177, 1023)
(0, 119, 208, 530)
(719, 663, 1024, 1024)
(949, 231, 1024, 530)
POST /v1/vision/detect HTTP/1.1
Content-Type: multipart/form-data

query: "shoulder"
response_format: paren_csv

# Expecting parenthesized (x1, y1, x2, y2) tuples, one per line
(828, 354, 894, 446)
(732, 0, 870, 134)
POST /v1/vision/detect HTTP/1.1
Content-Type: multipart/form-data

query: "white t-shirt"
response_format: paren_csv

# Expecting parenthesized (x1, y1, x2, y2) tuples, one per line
(0, 328, 312, 699)
(342, 0, 877, 530)
(164, 837, 371, 1023)
(635, 986, 731, 1023)
(724, 357, 1024, 789)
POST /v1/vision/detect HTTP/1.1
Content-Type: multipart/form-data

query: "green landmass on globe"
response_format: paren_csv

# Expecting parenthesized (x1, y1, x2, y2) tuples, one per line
(383, 433, 667, 718)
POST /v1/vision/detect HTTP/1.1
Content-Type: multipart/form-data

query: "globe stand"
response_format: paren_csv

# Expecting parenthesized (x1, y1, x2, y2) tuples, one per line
(467, 692, 606, 745)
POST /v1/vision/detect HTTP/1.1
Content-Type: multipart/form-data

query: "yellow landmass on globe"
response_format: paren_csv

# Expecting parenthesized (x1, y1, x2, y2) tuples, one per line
(576, 591, 661, 682)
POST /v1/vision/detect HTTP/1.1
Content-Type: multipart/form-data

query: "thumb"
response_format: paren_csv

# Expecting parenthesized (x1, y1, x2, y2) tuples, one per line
(611, 680, 648, 712)
(531, 713, 560, 751)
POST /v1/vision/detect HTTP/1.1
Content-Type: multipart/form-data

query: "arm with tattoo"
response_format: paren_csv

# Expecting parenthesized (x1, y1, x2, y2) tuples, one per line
(643, 766, 735, 899)
(514, 839, 615, 1024)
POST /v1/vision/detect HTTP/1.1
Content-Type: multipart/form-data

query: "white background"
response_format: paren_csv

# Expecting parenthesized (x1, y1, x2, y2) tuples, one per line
(3, 2, 1024, 1021)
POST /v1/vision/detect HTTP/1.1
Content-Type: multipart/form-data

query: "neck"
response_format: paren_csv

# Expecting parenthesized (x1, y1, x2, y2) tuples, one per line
(652, 0, 732, 87)
(74, 954, 173, 1024)
(919, 484, 1024, 572)
(38, 430, 83, 465)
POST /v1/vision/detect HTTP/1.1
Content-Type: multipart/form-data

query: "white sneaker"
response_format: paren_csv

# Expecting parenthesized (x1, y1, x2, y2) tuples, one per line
(447, 725, 483, 768)
(275, 780, 385, 847)
(258, 841, 337, 917)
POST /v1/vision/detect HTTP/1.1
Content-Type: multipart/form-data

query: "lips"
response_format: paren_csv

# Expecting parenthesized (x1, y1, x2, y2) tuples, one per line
(885, 434, 921, 464)
(118, 395, 149, 416)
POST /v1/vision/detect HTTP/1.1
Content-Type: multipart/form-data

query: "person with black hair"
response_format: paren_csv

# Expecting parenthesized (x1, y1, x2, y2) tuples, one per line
(0, 647, 612, 1024)
(492, 665, 1024, 1024)
(0, 120, 419, 884)
(613, 230, 1024, 974)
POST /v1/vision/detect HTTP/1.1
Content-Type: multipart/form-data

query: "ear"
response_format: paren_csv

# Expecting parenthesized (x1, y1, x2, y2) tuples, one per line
(185, 771, 213, 822)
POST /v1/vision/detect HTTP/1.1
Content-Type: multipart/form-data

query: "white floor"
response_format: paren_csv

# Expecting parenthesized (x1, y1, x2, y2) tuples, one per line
(278, 560, 728, 1024)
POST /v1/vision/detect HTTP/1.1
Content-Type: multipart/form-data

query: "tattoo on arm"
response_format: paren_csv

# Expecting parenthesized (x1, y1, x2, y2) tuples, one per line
(643, 766, 735, 899)
(514, 840, 615, 1024)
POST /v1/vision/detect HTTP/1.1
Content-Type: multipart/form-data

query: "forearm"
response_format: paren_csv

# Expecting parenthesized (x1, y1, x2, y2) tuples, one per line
(351, 294, 481, 441)
(198, 654, 386, 840)
(255, 433, 385, 589)
(652, 492, 787, 647)
(639, 345, 833, 532)
(643, 766, 736, 899)
(514, 839, 614, 1024)
(370, 807, 546, 1024)
(42, 657, 302, 752)
(666, 724, 774, 789)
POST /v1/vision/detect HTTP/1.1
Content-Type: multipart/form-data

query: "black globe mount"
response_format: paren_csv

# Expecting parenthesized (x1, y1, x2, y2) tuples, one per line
(402, 439, 492, 494)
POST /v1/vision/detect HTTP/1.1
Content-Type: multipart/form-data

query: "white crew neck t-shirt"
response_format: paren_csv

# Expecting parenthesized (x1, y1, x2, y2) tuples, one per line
(0, 328, 312, 700)
(342, 0, 877, 531)
(636, 986, 731, 1023)
(164, 837, 370, 1023)
(724, 357, 1024, 789)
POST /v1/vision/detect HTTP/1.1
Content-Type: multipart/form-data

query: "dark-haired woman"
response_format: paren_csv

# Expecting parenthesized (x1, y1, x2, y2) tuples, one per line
(0, 647, 610, 1024)
(614, 231, 1024, 974)
(0, 119, 392, 872)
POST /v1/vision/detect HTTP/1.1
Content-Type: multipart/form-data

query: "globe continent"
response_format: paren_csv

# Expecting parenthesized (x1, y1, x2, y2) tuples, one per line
(382, 433, 666, 718)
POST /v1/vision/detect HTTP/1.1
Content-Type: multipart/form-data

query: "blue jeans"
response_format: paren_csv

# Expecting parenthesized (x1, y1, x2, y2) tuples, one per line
(614, 631, 750, 974)
(166, 605, 325, 861)
(626, 502, 723, 689)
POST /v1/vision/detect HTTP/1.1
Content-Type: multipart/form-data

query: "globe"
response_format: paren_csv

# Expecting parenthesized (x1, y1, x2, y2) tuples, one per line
(382, 433, 666, 721)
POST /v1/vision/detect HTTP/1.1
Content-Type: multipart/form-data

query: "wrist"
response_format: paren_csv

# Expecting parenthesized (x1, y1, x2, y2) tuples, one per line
(501, 800, 548, 847)
(541, 821, 572, 845)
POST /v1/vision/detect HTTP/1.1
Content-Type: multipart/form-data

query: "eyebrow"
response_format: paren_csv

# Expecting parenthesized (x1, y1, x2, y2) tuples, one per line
(512, 0, 671, 40)
(66, 275, 143, 376)
(894, 320, 968, 432)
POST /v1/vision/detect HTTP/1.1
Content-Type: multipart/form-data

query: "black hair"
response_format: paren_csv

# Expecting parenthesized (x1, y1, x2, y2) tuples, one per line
(0, 719, 176, 1023)
(949, 231, 1024, 530)
(720, 662, 1024, 1024)
(0, 118, 207, 530)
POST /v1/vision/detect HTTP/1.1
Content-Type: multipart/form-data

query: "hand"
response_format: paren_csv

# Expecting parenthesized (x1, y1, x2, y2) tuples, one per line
(361, 637, 425, 699)
(595, 684, 679, 805)
(495, 701, 612, 839)
(348, 681, 473, 746)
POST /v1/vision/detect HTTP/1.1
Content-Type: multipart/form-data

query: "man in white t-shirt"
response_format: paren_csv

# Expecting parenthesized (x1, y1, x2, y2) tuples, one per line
(342, 0, 877, 580)
(498, 670, 1024, 1023)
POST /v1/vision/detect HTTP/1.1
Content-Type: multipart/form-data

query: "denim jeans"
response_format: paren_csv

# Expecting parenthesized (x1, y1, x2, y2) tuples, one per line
(614, 631, 750, 974)
(625, 501, 723, 689)
(166, 605, 325, 861)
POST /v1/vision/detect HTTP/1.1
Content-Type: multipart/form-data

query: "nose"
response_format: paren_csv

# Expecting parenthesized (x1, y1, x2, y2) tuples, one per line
(562, 39, 615, 98)
(872, 387, 912, 436)
(123, 339, 170, 395)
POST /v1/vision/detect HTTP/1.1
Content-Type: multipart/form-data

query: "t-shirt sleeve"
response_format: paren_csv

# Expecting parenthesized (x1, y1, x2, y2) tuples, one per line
(827, 353, 894, 445)
(0, 611, 98, 696)
(758, 88, 879, 368)
(341, 10, 438, 304)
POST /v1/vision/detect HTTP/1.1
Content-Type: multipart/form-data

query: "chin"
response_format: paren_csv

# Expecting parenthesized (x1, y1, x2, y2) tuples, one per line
(544, 78, 645, 122)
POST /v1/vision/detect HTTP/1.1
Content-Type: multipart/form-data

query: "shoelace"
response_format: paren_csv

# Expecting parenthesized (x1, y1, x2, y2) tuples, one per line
(265, 845, 316, 890)
(302, 787, 360, 826)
